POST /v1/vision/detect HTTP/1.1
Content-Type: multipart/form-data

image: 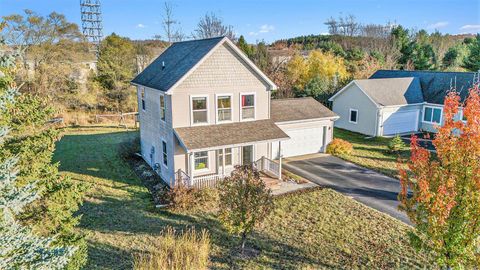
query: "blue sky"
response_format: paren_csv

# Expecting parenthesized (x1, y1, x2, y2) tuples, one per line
(1, 0, 479, 43)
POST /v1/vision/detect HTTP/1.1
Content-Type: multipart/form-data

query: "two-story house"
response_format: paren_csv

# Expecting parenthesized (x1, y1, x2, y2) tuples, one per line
(132, 37, 338, 187)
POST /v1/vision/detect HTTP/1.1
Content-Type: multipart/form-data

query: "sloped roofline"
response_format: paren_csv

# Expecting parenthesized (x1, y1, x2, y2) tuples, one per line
(328, 80, 380, 108)
(162, 37, 277, 94)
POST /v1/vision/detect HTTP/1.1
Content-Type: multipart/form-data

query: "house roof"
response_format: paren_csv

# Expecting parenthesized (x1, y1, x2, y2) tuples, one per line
(131, 37, 277, 92)
(370, 70, 477, 104)
(270, 97, 338, 122)
(174, 120, 289, 152)
(354, 77, 424, 106)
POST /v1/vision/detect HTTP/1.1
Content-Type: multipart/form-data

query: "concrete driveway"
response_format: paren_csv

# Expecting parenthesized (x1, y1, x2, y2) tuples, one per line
(283, 154, 410, 224)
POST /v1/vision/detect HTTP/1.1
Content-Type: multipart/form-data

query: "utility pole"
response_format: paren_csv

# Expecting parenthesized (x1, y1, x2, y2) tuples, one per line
(80, 0, 103, 59)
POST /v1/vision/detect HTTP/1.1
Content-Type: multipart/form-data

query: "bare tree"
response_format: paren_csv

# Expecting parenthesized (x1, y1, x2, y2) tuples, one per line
(157, 2, 185, 43)
(324, 17, 339, 35)
(192, 13, 236, 41)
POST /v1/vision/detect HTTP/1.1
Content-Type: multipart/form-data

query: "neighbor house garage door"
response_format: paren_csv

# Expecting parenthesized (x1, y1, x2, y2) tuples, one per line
(273, 123, 327, 158)
(382, 110, 419, 136)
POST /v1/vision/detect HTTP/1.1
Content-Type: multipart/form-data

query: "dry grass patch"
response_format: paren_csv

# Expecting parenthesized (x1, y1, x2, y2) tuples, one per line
(133, 227, 210, 270)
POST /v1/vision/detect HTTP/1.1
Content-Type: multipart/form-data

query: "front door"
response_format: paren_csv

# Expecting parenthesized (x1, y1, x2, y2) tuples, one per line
(242, 145, 254, 165)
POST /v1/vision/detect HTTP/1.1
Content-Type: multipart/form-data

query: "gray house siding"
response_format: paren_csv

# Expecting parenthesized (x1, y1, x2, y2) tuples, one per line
(331, 83, 379, 136)
(138, 86, 176, 186)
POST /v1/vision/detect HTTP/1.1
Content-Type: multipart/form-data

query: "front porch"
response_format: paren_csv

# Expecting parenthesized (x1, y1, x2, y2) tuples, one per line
(173, 119, 290, 188)
(176, 148, 283, 189)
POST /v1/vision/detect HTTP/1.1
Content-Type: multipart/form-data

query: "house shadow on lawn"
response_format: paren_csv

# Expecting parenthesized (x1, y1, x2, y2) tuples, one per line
(53, 130, 143, 187)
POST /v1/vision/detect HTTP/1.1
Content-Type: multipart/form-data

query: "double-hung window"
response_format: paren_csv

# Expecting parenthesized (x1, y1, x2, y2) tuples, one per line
(241, 94, 255, 120)
(194, 151, 209, 170)
(162, 140, 168, 167)
(141, 88, 146, 111)
(218, 148, 232, 166)
(159, 95, 165, 121)
(191, 96, 208, 124)
(423, 106, 442, 124)
(217, 95, 232, 122)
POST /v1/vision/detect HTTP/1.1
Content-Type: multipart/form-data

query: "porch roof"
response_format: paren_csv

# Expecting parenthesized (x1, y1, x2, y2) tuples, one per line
(174, 119, 289, 152)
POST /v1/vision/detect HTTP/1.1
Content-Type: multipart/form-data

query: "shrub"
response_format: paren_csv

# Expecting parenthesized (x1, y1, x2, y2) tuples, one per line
(326, 138, 353, 156)
(218, 165, 274, 252)
(388, 135, 406, 153)
(133, 227, 210, 270)
(167, 183, 219, 212)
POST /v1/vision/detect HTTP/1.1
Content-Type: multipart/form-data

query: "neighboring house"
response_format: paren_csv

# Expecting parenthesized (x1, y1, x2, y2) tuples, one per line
(131, 37, 338, 187)
(329, 70, 477, 136)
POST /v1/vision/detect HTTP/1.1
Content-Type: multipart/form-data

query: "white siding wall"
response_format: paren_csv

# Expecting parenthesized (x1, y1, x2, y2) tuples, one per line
(138, 86, 175, 186)
(331, 84, 379, 136)
(379, 104, 423, 136)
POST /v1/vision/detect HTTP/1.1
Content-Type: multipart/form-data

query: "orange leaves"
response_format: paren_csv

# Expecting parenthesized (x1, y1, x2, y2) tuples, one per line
(398, 82, 480, 266)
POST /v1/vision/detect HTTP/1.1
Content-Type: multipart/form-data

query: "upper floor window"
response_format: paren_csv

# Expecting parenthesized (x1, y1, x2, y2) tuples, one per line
(141, 88, 146, 111)
(349, 109, 358, 124)
(423, 106, 442, 124)
(241, 93, 255, 120)
(159, 95, 166, 121)
(191, 96, 208, 124)
(162, 140, 168, 167)
(217, 95, 232, 122)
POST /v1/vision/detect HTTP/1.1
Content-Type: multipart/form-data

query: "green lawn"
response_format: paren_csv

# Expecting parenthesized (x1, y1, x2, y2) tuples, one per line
(54, 127, 430, 269)
(333, 128, 411, 178)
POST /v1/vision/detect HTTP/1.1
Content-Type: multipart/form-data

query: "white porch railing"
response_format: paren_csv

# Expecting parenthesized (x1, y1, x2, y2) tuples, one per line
(254, 156, 280, 178)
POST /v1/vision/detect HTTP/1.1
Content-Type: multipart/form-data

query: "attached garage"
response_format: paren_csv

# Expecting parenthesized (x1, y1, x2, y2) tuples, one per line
(382, 109, 419, 136)
(270, 98, 338, 159)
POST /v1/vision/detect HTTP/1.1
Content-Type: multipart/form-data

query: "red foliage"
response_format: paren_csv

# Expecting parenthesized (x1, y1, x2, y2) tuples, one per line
(398, 83, 480, 267)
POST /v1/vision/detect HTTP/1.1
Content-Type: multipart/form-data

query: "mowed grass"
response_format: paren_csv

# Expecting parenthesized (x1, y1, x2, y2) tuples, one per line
(54, 127, 431, 269)
(334, 128, 410, 178)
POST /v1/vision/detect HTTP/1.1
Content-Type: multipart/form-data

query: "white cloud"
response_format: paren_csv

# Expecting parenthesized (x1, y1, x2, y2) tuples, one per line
(259, 24, 275, 33)
(249, 24, 275, 36)
(136, 23, 146, 28)
(460, 24, 480, 32)
(427, 21, 449, 29)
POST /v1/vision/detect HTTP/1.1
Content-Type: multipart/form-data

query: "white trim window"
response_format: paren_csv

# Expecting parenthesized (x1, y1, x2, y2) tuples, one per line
(194, 151, 209, 170)
(191, 96, 208, 125)
(461, 109, 467, 123)
(162, 140, 168, 167)
(159, 95, 166, 121)
(141, 88, 146, 111)
(240, 93, 255, 120)
(423, 106, 442, 124)
(218, 148, 233, 166)
(216, 94, 232, 123)
(349, 109, 358, 124)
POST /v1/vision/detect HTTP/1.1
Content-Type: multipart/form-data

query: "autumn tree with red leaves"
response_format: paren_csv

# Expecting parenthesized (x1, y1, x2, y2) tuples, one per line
(399, 83, 480, 268)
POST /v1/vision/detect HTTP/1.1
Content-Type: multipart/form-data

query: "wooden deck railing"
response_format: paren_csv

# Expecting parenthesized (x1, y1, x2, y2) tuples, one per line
(254, 156, 280, 178)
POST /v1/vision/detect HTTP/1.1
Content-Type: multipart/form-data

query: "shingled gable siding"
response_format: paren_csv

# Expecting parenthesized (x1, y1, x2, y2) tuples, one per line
(171, 43, 272, 177)
(137, 86, 175, 185)
(331, 83, 379, 136)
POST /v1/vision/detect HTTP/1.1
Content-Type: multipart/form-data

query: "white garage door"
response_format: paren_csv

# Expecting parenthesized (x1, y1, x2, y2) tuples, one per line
(382, 110, 419, 136)
(273, 124, 327, 158)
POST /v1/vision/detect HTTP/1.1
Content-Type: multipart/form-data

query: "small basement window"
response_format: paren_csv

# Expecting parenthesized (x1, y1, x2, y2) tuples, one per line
(349, 109, 358, 124)
(423, 106, 442, 124)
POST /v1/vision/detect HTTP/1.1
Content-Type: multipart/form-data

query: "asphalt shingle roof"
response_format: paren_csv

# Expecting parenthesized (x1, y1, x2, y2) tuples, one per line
(174, 120, 289, 151)
(131, 37, 225, 91)
(370, 70, 477, 104)
(355, 77, 424, 106)
(270, 97, 338, 122)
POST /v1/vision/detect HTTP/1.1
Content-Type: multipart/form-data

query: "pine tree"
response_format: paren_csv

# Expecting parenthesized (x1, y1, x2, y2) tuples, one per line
(0, 24, 75, 270)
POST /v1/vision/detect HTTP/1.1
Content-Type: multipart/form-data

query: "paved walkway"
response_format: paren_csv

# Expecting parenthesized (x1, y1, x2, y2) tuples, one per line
(284, 154, 410, 224)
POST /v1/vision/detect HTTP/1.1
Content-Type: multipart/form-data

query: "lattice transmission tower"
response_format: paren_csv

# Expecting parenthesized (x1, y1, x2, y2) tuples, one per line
(80, 0, 103, 58)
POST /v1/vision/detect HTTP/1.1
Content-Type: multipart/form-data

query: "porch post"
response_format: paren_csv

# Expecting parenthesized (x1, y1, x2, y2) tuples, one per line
(189, 152, 194, 185)
(222, 148, 226, 177)
(278, 141, 282, 180)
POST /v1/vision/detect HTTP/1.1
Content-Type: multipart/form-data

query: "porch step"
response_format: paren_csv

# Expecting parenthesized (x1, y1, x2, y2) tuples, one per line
(261, 176, 280, 189)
